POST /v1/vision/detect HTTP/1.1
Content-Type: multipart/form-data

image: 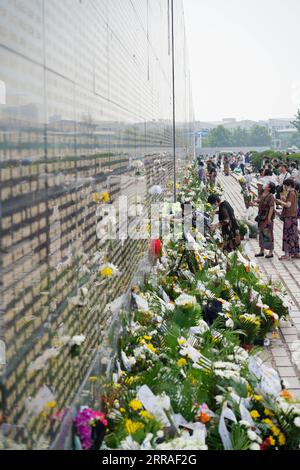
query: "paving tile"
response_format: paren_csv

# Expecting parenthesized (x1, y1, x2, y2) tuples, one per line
(274, 357, 292, 367)
(283, 377, 300, 389)
(271, 348, 289, 357)
(282, 335, 299, 343)
(277, 367, 297, 377)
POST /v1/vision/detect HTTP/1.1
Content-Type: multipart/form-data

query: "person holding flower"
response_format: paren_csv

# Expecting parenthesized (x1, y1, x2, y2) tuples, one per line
(276, 178, 300, 260)
(208, 194, 240, 252)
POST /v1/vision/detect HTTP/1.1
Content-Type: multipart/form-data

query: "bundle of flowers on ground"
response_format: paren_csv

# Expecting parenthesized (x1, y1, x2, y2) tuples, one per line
(75, 162, 300, 450)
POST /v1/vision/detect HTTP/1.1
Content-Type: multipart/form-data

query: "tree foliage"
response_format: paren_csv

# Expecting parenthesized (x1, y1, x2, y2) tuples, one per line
(203, 125, 271, 147)
(291, 109, 300, 133)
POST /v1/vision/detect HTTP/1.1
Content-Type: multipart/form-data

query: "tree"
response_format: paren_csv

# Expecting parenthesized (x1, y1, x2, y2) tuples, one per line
(231, 127, 248, 146)
(249, 125, 271, 146)
(291, 109, 300, 133)
(206, 125, 232, 147)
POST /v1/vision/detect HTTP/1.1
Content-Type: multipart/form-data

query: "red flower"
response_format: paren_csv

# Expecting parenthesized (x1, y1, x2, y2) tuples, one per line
(260, 437, 271, 451)
(150, 239, 162, 259)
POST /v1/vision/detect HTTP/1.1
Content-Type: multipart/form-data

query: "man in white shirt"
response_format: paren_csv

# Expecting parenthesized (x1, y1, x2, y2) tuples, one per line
(277, 164, 290, 187)
(290, 163, 299, 182)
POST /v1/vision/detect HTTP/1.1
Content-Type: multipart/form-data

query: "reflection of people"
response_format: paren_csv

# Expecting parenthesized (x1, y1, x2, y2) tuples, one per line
(251, 182, 275, 259)
(276, 179, 300, 260)
(208, 194, 240, 252)
(198, 161, 206, 184)
(223, 156, 230, 176)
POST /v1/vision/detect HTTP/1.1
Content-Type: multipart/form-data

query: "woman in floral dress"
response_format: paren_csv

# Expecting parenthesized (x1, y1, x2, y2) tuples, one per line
(276, 178, 300, 260)
(252, 182, 276, 259)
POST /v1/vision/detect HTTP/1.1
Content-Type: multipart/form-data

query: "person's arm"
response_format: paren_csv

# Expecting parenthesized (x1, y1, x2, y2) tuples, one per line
(277, 193, 292, 208)
(211, 205, 230, 231)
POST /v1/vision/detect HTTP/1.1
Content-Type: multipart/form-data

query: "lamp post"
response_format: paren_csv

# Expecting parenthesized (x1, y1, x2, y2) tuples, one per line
(171, 0, 176, 202)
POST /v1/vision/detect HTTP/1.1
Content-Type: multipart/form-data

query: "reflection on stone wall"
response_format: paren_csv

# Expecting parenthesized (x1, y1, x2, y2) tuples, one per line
(0, 0, 194, 448)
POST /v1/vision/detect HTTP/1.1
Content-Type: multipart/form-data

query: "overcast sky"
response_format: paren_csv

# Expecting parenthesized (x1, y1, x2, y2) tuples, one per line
(183, 0, 300, 122)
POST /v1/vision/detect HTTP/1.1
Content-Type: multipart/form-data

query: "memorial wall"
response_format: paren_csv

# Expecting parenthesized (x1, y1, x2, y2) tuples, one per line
(0, 0, 194, 448)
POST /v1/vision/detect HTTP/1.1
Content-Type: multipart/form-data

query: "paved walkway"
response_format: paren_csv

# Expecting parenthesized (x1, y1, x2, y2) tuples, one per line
(220, 173, 300, 397)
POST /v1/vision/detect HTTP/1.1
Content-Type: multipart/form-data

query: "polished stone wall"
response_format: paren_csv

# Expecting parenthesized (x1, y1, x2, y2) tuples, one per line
(0, 0, 194, 448)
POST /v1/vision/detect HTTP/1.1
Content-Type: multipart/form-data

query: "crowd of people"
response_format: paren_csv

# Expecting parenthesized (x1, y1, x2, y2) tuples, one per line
(197, 153, 300, 261)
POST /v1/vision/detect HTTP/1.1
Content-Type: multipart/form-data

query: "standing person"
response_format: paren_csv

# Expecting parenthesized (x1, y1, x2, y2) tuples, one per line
(208, 194, 240, 252)
(257, 168, 265, 197)
(263, 168, 277, 186)
(276, 164, 290, 201)
(230, 155, 237, 172)
(251, 182, 276, 259)
(276, 179, 300, 260)
(240, 153, 246, 175)
(245, 168, 253, 191)
(198, 161, 206, 184)
(223, 156, 230, 176)
(290, 162, 299, 182)
(207, 162, 217, 187)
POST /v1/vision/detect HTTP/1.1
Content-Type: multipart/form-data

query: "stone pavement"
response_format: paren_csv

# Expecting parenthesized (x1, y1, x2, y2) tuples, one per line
(219, 173, 300, 397)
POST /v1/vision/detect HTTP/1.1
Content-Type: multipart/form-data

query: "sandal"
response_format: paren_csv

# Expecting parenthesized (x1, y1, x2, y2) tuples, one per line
(255, 253, 264, 257)
(279, 255, 291, 261)
(265, 254, 274, 259)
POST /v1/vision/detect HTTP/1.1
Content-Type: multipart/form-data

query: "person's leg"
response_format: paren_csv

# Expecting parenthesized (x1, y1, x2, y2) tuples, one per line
(280, 219, 291, 260)
(256, 227, 265, 256)
(268, 222, 274, 257)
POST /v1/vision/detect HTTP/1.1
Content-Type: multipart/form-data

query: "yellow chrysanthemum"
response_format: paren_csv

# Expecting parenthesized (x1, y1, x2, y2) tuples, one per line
(120, 408, 126, 413)
(271, 426, 280, 437)
(143, 335, 152, 341)
(100, 266, 114, 277)
(253, 395, 263, 402)
(145, 343, 157, 354)
(264, 309, 275, 317)
(278, 433, 286, 446)
(124, 376, 135, 386)
(263, 418, 273, 425)
(264, 408, 274, 417)
(100, 191, 110, 203)
(269, 436, 276, 446)
(177, 358, 188, 368)
(129, 400, 143, 411)
(125, 419, 144, 435)
(140, 410, 153, 420)
(250, 410, 260, 419)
